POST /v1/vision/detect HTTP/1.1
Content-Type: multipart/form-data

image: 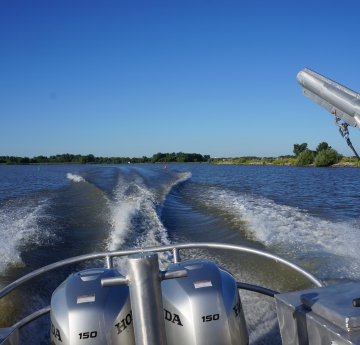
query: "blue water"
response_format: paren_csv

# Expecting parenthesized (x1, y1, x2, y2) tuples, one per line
(0, 164, 359, 344)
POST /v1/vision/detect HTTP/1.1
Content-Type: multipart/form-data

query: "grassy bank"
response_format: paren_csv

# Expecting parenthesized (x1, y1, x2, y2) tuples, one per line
(212, 157, 360, 167)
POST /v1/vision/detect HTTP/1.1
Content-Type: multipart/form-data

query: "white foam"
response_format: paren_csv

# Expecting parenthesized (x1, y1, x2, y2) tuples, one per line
(0, 198, 54, 274)
(204, 187, 360, 281)
(66, 173, 85, 182)
(165, 171, 192, 195)
(105, 171, 192, 272)
(107, 192, 142, 251)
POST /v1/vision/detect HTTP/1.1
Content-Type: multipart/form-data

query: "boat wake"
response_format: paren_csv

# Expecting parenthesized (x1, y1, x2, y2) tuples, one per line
(105, 170, 191, 271)
(0, 196, 55, 276)
(203, 186, 360, 283)
(66, 173, 85, 183)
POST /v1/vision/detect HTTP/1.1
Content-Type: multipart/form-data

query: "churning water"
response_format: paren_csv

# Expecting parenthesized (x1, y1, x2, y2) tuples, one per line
(0, 164, 359, 344)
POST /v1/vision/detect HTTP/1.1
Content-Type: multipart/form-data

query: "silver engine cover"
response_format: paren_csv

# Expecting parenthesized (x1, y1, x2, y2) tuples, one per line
(50, 268, 135, 345)
(162, 260, 249, 345)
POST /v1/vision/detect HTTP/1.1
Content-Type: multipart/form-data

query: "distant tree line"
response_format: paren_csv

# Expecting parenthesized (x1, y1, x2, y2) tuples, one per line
(293, 142, 342, 167)
(0, 152, 211, 165)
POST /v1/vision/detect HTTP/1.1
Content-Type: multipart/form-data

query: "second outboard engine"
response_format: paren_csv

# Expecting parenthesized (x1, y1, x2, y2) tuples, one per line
(162, 260, 249, 345)
(50, 268, 135, 345)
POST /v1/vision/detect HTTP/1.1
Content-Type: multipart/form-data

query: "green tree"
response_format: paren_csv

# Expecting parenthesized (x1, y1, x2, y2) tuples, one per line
(314, 148, 342, 167)
(316, 142, 331, 155)
(86, 154, 95, 163)
(176, 152, 185, 162)
(293, 143, 308, 157)
(165, 152, 176, 162)
(151, 152, 166, 163)
(295, 149, 314, 166)
(140, 156, 149, 163)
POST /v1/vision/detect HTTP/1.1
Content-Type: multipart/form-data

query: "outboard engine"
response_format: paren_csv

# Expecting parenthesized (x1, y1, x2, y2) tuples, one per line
(162, 260, 249, 345)
(50, 268, 135, 345)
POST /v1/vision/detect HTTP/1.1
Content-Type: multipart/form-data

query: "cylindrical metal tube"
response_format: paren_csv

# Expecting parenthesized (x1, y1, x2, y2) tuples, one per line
(101, 276, 128, 287)
(127, 253, 167, 345)
(172, 248, 181, 263)
(297, 68, 360, 128)
(105, 255, 113, 269)
(159, 269, 187, 281)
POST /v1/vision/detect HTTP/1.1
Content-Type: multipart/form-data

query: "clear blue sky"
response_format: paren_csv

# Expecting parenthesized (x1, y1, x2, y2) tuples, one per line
(1, 0, 360, 158)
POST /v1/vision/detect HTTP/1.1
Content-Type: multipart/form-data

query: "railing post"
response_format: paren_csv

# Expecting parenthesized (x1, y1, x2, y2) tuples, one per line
(172, 248, 181, 263)
(127, 253, 167, 345)
(101, 253, 187, 345)
(105, 255, 113, 269)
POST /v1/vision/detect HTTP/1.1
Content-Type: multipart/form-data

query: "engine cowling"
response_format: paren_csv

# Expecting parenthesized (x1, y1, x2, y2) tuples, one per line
(50, 268, 135, 345)
(161, 260, 249, 345)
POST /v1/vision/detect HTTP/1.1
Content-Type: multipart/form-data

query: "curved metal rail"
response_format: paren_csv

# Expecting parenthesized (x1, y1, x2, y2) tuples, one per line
(236, 282, 279, 298)
(12, 306, 50, 330)
(0, 242, 324, 301)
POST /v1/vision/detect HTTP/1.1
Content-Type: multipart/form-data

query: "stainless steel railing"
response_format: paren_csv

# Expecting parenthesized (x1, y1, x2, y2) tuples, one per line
(0, 242, 324, 345)
(0, 242, 324, 301)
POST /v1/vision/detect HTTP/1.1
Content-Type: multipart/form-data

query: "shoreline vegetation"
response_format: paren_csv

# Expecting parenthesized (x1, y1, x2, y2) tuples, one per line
(1, 142, 359, 167)
(212, 157, 359, 167)
(1, 159, 358, 167)
(214, 141, 360, 167)
(0, 152, 210, 165)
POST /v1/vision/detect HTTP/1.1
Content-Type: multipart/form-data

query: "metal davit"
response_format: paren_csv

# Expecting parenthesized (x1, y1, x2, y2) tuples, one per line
(297, 67, 360, 159)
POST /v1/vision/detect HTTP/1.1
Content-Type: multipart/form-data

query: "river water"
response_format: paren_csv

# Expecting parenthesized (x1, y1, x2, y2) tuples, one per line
(1, 163, 360, 344)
